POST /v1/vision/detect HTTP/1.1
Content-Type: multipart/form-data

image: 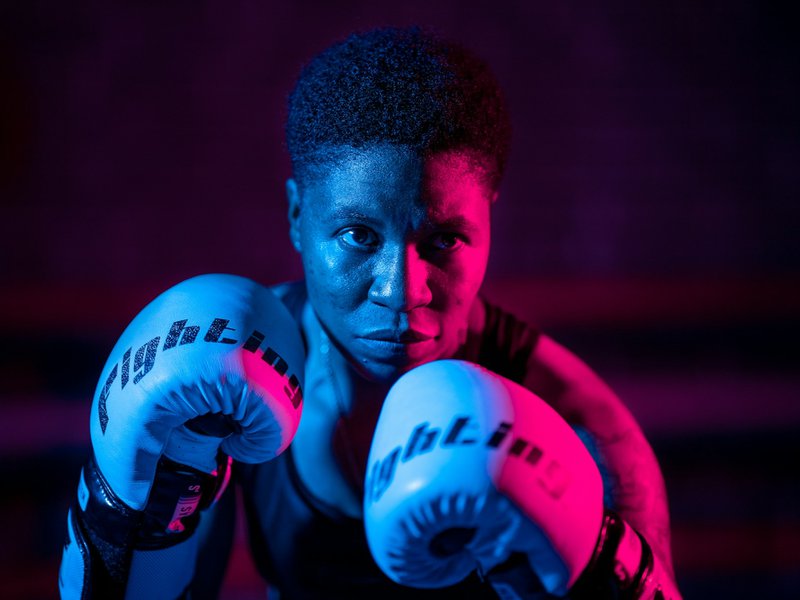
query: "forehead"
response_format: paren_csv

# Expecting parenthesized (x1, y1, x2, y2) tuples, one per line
(301, 144, 492, 222)
(315, 145, 422, 200)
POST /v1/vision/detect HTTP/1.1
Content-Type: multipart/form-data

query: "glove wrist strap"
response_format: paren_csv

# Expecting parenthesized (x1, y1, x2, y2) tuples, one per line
(80, 451, 231, 550)
(570, 508, 653, 599)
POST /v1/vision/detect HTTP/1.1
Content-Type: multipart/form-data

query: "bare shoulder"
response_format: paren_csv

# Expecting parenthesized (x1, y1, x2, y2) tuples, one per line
(524, 334, 605, 391)
(267, 279, 306, 301)
(267, 280, 308, 322)
(523, 334, 631, 427)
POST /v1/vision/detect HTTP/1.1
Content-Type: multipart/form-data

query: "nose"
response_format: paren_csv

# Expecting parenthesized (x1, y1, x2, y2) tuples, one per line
(368, 243, 433, 312)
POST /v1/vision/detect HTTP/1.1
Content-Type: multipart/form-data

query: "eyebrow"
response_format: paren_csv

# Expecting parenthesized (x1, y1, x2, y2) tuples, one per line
(430, 214, 482, 234)
(328, 207, 382, 225)
(327, 204, 482, 234)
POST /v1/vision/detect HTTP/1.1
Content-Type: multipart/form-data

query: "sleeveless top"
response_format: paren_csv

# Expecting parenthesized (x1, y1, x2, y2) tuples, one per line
(231, 281, 543, 599)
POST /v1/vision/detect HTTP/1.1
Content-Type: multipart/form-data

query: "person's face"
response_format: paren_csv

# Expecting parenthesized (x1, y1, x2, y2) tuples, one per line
(287, 144, 495, 383)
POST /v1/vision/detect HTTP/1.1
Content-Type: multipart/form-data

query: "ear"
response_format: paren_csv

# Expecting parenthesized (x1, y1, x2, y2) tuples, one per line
(286, 178, 302, 253)
(490, 190, 500, 204)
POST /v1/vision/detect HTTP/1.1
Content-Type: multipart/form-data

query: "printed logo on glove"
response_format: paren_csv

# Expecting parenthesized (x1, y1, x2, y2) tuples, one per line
(97, 315, 303, 434)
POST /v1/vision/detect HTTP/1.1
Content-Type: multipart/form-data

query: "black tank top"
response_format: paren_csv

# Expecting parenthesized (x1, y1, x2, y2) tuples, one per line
(235, 282, 542, 599)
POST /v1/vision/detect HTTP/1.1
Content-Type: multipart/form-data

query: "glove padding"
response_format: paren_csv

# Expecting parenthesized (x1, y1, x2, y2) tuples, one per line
(364, 359, 603, 595)
(91, 273, 305, 512)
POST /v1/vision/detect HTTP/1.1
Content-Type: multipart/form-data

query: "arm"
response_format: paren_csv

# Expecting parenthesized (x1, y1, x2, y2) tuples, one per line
(59, 452, 229, 599)
(523, 333, 675, 579)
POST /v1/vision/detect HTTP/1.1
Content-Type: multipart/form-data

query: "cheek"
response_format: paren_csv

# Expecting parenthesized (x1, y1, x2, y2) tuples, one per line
(460, 245, 490, 289)
(301, 237, 370, 311)
(432, 246, 489, 310)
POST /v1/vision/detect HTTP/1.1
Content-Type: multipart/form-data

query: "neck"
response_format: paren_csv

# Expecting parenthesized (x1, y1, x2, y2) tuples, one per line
(324, 329, 391, 417)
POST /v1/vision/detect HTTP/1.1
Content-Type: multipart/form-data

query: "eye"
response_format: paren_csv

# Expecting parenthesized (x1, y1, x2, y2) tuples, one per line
(339, 227, 379, 249)
(428, 232, 465, 252)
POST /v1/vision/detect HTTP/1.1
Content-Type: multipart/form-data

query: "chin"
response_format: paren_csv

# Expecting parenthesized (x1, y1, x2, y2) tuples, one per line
(350, 360, 400, 384)
(353, 351, 447, 385)
(336, 329, 460, 384)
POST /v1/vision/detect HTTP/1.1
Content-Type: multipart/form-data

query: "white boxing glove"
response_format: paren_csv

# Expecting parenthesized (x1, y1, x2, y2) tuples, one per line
(91, 273, 304, 513)
(364, 360, 681, 599)
(59, 274, 305, 599)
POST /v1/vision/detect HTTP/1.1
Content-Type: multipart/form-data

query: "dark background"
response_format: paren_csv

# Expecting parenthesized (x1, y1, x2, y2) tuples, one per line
(1, 1, 798, 598)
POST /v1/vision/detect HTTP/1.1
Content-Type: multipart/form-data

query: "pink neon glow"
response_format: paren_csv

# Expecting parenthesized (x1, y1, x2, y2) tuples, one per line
(495, 375, 605, 587)
(239, 349, 303, 453)
(402, 150, 493, 367)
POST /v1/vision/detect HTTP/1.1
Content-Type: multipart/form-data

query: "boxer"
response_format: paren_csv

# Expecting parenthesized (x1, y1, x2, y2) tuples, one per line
(59, 27, 681, 599)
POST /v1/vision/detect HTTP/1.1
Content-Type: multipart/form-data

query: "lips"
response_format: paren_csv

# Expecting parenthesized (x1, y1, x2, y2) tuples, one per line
(354, 328, 439, 364)
(359, 328, 436, 344)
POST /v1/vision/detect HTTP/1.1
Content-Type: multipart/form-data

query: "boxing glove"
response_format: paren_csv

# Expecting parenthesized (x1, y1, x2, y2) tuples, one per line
(364, 360, 680, 599)
(59, 274, 305, 598)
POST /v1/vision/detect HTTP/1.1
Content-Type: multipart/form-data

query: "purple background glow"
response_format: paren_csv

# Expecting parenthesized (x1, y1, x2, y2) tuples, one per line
(1, 2, 798, 598)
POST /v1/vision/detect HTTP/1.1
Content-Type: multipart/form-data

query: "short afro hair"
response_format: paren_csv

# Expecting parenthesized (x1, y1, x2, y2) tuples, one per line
(286, 27, 512, 188)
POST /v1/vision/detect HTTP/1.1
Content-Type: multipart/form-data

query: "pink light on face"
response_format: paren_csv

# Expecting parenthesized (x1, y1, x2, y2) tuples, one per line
(404, 149, 494, 362)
